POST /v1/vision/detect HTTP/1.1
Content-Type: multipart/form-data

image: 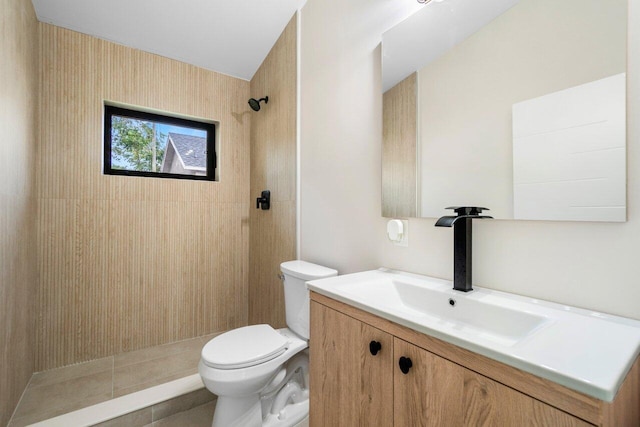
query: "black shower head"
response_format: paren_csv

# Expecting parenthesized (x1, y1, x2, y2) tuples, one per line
(248, 96, 269, 111)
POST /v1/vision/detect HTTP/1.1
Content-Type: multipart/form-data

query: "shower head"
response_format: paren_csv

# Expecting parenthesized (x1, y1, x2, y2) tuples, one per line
(248, 96, 269, 111)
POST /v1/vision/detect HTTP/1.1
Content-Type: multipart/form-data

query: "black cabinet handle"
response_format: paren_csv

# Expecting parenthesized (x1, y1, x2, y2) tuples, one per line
(369, 340, 382, 356)
(399, 356, 413, 374)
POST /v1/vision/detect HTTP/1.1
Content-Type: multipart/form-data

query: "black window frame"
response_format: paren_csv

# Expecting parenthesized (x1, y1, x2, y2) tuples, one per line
(104, 105, 217, 181)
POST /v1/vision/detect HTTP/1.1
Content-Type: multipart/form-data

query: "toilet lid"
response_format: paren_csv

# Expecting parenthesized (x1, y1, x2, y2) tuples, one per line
(201, 325, 289, 370)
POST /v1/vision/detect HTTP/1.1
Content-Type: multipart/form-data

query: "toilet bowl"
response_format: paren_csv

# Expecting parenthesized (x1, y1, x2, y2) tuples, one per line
(199, 260, 337, 427)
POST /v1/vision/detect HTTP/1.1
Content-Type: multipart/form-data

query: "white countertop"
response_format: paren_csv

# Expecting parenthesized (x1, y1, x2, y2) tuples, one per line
(306, 268, 640, 402)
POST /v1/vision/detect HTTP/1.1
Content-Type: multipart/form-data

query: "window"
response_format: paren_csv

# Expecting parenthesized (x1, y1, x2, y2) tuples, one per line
(104, 105, 216, 181)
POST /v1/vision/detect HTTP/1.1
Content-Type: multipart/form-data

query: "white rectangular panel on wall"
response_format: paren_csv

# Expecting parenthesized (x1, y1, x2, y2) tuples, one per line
(512, 73, 626, 222)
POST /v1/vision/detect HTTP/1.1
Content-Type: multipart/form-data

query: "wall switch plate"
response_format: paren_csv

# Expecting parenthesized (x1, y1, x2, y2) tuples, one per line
(395, 219, 408, 246)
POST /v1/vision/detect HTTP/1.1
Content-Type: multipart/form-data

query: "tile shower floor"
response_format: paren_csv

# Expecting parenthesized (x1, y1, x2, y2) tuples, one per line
(9, 334, 218, 427)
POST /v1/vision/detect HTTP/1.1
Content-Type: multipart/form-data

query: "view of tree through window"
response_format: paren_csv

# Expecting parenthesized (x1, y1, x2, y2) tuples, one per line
(111, 116, 167, 172)
(104, 105, 216, 181)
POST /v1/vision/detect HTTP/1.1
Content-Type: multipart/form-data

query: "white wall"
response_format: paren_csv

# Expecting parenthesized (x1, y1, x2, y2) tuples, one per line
(298, 0, 420, 272)
(300, 0, 640, 320)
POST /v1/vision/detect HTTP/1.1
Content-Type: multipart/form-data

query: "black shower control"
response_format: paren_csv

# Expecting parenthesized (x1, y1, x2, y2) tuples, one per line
(399, 356, 412, 374)
(369, 340, 382, 356)
(256, 190, 270, 210)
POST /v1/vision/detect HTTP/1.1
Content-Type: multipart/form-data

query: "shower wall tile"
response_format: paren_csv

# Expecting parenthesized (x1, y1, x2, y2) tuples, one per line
(382, 72, 417, 218)
(248, 15, 298, 327)
(37, 24, 251, 370)
(0, 0, 39, 424)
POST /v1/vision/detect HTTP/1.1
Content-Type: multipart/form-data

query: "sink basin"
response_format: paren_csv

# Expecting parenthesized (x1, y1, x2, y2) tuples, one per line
(306, 268, 640, 401)
(342, 278, 551, 347)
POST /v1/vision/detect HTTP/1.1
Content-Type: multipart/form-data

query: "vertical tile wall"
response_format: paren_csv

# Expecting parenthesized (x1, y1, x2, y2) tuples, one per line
(0, 0, 39, 424)
(37, 25, 251, 370)
(248, 15, 297, 326)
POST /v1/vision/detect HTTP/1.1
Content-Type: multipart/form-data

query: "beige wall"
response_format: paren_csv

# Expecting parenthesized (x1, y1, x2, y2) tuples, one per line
(248, 15, 297, 327)
(300, 0, 640, 320)
(37, 25, 251, 370)
(0, 0, 39, 423)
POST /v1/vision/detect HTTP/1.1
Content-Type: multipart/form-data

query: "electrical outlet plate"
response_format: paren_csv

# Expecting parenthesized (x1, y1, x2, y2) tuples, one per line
(395, 220, 408, 246)
(387, 219, 408, 247)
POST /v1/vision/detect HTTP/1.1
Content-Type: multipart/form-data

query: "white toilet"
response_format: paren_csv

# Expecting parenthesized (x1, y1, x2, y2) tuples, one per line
(199, 260, 337, 427)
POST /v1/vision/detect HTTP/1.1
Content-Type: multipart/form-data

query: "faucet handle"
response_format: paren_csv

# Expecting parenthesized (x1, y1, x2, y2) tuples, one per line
(445, 206, 489, 216)
(436, 206, 493, 227)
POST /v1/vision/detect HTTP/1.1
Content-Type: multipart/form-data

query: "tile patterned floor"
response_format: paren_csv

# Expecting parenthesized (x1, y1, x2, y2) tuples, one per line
(9, 334, 217, 427)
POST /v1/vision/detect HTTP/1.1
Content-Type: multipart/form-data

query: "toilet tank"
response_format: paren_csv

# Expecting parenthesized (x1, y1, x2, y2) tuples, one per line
(280, 260, 337, 339)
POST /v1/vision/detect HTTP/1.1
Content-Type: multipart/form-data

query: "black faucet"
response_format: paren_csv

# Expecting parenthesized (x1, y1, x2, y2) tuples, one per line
(435, 207, 492, 292)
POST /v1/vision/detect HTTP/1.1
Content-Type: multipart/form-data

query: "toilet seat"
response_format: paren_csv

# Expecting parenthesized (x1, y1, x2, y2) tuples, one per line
(201, 324, 289, 370)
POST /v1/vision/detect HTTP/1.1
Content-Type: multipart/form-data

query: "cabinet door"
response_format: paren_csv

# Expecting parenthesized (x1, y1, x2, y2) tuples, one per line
(394, 338, 464, 426)
(310, 301, 393, 427)
(394, 338, 593, 427)
(463, 370, 593, 427)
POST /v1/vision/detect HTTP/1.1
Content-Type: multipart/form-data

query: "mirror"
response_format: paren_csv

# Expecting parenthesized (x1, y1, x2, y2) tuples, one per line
(382, 0, 627, 221)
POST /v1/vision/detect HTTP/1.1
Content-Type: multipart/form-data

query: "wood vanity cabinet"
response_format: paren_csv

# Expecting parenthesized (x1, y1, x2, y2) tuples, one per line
(309, 293, 640, 427)
(308, 295, 394, 426)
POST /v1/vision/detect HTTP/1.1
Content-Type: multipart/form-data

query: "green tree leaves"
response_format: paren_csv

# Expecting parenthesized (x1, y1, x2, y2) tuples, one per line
(111, 116, 166, 172)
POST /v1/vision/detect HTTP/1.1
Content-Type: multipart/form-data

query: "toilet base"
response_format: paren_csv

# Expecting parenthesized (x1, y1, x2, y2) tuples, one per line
(209, 350, 309, 427)
(212, 395, 262, 427)
(211, 393, 309, 427)
(263, 399, 309, 427)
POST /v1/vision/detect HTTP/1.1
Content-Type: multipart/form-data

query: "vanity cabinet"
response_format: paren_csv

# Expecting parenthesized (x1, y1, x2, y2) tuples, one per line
(309, 293, 640, 426)
(309, 296, 393, 426)
(393, 338, 466, 426)
(394, 338, 590, 426)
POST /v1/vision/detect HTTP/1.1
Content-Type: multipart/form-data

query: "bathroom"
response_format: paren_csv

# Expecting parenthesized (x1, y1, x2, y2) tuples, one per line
(1, 0, 638, 425)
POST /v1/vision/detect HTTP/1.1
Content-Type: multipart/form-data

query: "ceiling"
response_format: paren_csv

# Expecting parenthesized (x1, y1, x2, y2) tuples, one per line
(31, 0, 306, 81)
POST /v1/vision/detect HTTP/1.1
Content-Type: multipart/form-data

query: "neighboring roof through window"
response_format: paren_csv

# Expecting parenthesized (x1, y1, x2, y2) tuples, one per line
(167, 133, 207, 170)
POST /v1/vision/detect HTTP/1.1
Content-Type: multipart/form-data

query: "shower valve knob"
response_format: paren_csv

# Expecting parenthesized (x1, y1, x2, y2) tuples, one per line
(256, 190, 270, 210)
(369, 340, 382, 356)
